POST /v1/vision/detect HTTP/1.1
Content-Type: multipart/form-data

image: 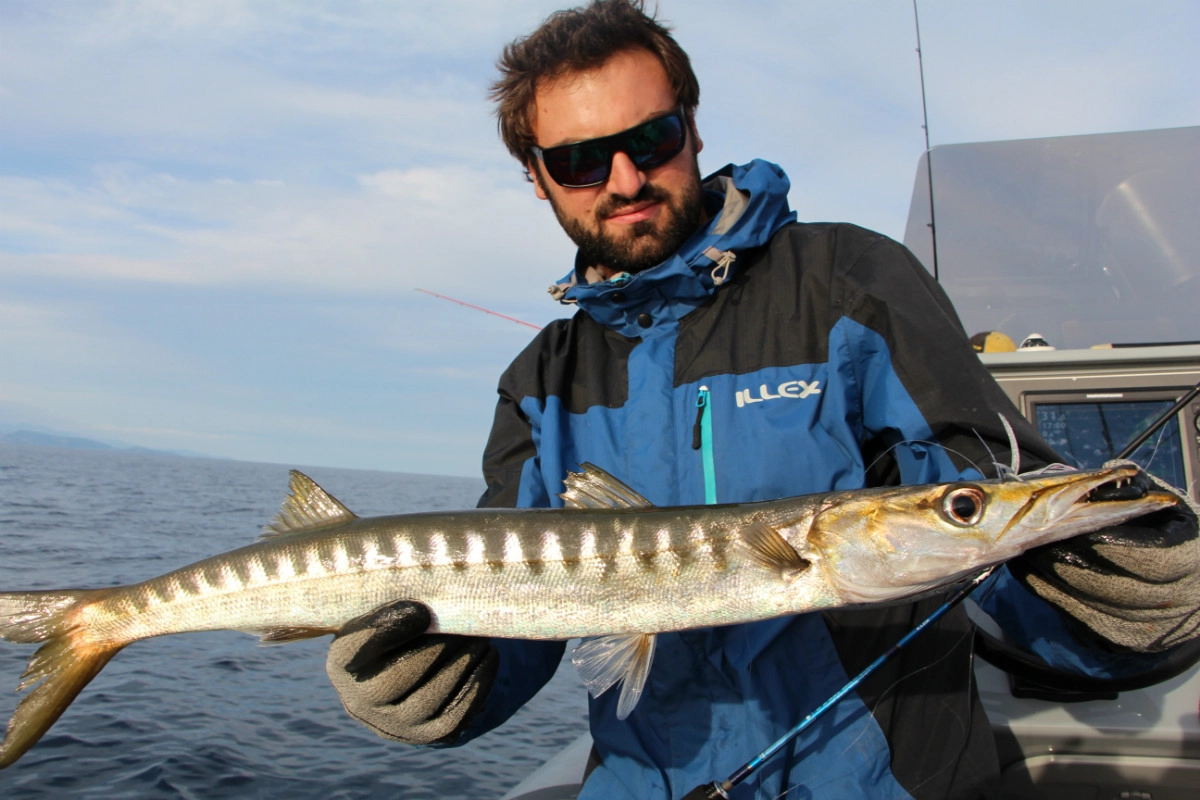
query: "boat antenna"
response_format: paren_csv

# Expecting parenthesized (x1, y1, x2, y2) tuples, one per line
(414, 288, 542, 331)
(913, 0, 939, 281)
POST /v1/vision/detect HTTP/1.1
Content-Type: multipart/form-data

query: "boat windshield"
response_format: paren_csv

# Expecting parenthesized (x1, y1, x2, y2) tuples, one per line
(903, 126, 1200, 351)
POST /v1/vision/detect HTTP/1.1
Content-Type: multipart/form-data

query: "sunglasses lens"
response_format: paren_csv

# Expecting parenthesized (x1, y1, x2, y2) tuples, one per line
(627, 113, 685, 171)
(542, 141, 613, 188)
(540, 111, 686, 188)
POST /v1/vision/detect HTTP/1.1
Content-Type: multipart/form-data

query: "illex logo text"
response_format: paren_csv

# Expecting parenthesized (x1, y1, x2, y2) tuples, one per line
(735, 380, 822, 408)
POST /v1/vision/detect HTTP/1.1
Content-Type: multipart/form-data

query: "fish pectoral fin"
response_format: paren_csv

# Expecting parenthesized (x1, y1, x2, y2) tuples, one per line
(571, 633, 657, 720)
(736, 521, 810, 580)
(559, 463, 655, 509)
(259, 471, 358, 539)
(255, 626, 339, 645)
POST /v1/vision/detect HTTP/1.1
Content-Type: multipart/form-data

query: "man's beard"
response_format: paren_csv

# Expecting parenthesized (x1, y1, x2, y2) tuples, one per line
(546, 159, 705, 275)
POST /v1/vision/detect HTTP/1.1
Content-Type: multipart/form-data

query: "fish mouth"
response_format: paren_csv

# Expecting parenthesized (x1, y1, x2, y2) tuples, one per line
(995, 465, 1177, 546)
(1084, 469, 1155, 503)
(1058, 465, 1175, 517)
(1016, 465, 1178, 541)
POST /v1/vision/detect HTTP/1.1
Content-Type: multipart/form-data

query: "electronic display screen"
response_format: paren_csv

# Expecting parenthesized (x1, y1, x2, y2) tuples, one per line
(1033, 399, 1186, 489)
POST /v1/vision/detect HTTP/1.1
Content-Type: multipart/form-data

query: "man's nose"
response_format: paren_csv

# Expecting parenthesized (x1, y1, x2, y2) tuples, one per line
(605, 151, 647, 198)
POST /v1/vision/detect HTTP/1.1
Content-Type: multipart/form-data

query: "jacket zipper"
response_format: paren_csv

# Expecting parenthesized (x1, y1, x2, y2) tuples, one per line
(692, 386, 717, 504)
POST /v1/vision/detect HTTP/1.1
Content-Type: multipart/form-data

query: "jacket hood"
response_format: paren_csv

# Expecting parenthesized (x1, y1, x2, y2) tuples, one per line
(550, 159, 797, 337)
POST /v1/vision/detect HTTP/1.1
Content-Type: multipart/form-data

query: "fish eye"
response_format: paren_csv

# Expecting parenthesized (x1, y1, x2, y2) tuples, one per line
(941, 486, 986, 526)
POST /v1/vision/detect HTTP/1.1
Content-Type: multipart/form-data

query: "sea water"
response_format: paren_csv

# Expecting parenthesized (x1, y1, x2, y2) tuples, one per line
(0, 444, 588, 799)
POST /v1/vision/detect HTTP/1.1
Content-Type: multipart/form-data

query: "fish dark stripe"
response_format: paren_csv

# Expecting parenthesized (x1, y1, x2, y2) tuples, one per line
(477, 528, 502, 569)
(231, 558, 253, 586)
(340, 539, 364, 570)
(557, 529, 581, 565)
(175, 571, 203, 598)
(320, 542, 336, 571)
(201, 563, 227, 591)
(376, 531, 400, 564)
(259, 552, 280, 582)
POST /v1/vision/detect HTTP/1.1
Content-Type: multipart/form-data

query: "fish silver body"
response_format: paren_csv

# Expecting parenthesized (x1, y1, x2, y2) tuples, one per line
(0, 462, 1178, 766)
(73, 504, 812, 644)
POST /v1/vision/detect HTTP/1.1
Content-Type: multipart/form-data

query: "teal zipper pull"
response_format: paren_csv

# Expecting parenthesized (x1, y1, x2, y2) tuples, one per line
(693, 386, 717, 505)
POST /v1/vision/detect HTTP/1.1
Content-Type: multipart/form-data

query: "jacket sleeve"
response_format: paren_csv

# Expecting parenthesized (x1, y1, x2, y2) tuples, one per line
(836, 230, 1183, 674)
(451, 340, 565, 744)
(477, 381, 547, 510)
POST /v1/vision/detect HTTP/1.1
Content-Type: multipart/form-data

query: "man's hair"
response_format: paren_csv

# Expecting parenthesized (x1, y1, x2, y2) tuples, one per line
(491, 0, 700, 167)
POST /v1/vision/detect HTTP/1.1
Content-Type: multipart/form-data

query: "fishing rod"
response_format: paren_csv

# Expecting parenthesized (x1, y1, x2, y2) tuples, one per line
(1115, 379, 1200, 461)
(681, 568, 995, 799)
(912, 0, 939, 282)
(414, 288, 543, 331)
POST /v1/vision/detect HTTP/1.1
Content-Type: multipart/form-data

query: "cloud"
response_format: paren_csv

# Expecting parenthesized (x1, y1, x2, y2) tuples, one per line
(0, 1, 568, 173)
(1, 0, 1197, 476)
(0, 163, 573, 299)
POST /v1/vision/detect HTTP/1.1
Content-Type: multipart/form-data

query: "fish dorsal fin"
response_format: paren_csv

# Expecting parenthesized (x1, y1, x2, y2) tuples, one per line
(260, 470, 357, 539)
(571, 633, 657, 720)
(735, 520, 810, 580)
(559, 463, 654, 509)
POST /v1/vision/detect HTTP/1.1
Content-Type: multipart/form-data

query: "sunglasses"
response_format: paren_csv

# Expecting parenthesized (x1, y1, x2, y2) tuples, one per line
(530, 109, 688, 189)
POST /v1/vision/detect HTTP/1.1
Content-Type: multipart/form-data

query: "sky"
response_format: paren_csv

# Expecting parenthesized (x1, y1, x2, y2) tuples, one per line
(1, 1, 1198, 478)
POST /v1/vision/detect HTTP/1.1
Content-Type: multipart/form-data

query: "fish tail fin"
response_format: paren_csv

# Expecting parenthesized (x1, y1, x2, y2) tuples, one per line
(0, 589, 124, 768)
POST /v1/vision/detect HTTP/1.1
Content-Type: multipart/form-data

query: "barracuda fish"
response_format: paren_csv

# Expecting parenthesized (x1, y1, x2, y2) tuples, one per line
(0, 462, 1176, 767)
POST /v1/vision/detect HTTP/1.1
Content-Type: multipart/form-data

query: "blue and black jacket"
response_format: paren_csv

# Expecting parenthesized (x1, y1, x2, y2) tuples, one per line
(466, 160, 1133, 799)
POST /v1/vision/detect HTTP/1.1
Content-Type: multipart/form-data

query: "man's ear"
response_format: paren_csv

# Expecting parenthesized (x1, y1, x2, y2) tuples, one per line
(688, 112, 703, 155)
(528, 159, 549, 200)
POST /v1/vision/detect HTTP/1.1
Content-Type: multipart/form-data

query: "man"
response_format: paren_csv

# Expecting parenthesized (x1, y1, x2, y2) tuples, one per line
(325, 2, 1200, 797)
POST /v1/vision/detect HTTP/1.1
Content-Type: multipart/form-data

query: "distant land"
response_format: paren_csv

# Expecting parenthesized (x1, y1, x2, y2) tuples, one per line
(1, 429, 115, 450)
(0, 428, 205, 459)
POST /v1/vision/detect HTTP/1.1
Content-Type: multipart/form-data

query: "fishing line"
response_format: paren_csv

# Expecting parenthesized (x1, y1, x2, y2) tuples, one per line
(971, 426, 1017, 481)
(680, 569, 995, 800)
(897, 586, 999, 800)
(823, 609, 979, 797)
(863, 437, 997, 483)
(414, 287, 543, 331)
(1132, 423, 1171, 476)
(832, 579, 992, 800)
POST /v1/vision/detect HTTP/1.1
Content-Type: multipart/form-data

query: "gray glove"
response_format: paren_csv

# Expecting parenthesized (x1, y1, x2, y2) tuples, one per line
(1009, 471, 1200, 652)
(326, 600, 498, 745)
